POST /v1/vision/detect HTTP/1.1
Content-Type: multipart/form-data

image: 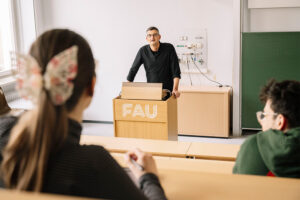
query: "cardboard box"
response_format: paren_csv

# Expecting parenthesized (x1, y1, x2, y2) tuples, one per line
(121, 82, 163, 100)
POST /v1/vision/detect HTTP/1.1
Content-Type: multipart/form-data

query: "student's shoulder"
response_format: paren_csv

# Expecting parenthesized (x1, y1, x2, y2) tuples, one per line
(79, 145, 113, 162)
(0, 114, 19, 123)
(78, 144, 118, 170)
(240, 134, 258, 150)
(0, 115, 18, 124)
(0, 109, 25, 125)
(0, 114, 19, 134)
(0, 114, 21, 151)
(234, 132, 269, 175)
(79, 144, 109, 156)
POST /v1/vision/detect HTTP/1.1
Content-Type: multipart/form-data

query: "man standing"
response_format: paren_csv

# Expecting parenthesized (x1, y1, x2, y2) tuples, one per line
(127, 27, 181, 98)
(233, 79, 300, 178)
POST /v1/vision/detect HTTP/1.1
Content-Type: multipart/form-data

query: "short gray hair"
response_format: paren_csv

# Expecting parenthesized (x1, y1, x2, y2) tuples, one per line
(146, 26, 159, 33)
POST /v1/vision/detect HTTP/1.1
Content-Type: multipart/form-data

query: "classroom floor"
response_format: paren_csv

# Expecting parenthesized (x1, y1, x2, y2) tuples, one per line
(82, 122, 248, 145)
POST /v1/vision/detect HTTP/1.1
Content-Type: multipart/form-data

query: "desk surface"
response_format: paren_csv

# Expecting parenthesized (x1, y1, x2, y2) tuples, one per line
(111, 153, 235, 174)
(81, 135, 240, 161)
(159, 169, 300, 200)
(80, 135, 190, 158)
(187, 142, 240, 161)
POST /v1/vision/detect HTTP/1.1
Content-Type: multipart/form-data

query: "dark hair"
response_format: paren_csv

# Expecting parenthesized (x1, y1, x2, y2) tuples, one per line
(146, 26, 159, 33)
(1, 29, 95, 191)
(259, 79, 300, 128)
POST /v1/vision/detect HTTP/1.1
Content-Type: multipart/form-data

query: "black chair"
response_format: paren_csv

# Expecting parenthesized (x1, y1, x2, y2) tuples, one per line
(0, 87, 11, 115)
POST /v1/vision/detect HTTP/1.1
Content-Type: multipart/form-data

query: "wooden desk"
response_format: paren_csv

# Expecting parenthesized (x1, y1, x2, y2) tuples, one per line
(111, 153, 235, 174)
(81, 135, 240, 161)
(178, 86, 231, 137)
(187, 142, 240, 161)
(159, 169, 300, 200)
(2, 169, 299, 200)
(80, 135, 190, 158)
(0, 189, 97, 200)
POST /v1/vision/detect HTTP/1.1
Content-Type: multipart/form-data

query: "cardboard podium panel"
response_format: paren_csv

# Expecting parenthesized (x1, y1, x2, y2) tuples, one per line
(121, 82, 162, 100)
(113, 96, 177, 140)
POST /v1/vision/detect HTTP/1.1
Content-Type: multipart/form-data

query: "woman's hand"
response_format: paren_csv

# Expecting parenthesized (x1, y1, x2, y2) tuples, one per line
(125, 148, 158, 179)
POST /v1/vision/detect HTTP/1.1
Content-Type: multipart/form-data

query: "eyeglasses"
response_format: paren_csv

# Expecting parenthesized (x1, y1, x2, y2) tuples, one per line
(256, 111, 278, 122)
(147, 33, 159, 38)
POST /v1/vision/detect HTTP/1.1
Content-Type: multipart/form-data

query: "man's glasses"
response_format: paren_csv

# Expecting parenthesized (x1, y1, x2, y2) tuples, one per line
(147, 33, 159, 38)
(256, 111, 278, 122)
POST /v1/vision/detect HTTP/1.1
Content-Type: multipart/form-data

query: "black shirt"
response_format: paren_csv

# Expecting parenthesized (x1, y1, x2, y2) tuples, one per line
(0, 115, 167, 200)
(127, 43, 181, 91)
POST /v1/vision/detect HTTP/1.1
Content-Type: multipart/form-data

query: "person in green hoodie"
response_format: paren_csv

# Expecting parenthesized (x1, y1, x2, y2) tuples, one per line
(233, 79, 300, 178)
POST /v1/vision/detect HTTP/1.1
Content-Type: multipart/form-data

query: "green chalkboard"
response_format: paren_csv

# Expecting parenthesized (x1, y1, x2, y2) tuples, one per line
(242, 32, 300, 129)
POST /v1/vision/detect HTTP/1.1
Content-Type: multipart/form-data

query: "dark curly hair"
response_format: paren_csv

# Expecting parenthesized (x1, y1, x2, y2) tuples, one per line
(260, 79, 300, 128)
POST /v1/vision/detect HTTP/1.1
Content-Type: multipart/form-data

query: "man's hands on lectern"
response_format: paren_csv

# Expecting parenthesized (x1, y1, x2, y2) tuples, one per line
(172, 89, 180, 98)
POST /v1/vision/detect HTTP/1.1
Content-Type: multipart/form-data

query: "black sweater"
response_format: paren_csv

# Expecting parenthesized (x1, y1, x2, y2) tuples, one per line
(0, 116, 167, 200)
(127, 43, 181, 91)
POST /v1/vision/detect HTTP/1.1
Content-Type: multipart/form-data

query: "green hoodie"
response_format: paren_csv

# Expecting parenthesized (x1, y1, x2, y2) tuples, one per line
(233, 127, 300, 178)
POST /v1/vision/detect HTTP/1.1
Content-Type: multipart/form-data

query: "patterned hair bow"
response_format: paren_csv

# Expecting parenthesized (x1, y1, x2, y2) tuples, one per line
(11, 46, 78, 105)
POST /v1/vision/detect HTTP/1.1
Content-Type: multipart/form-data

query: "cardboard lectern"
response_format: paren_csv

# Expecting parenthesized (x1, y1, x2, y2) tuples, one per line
(113, 82, 178, 140)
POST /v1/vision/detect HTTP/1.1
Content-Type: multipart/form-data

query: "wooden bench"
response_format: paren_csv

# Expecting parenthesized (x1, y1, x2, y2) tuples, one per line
(159, 169, 300, 200)
(2, 171, 299, 200)
(0, 189, 98, 200)
(80, 135, 240, 161)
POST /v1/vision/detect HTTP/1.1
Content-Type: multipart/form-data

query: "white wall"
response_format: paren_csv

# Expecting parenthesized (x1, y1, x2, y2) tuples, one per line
(249, 8, 300, 32)
(248, 0, 300, 9)
(243, 0, 300, 32)
(34, 0, 236, 123)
